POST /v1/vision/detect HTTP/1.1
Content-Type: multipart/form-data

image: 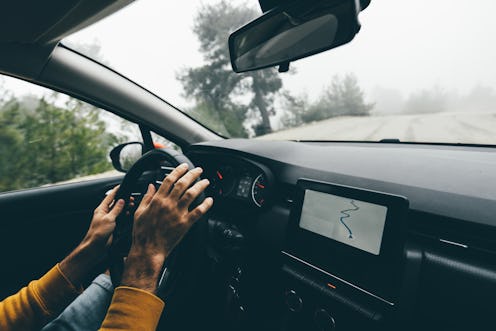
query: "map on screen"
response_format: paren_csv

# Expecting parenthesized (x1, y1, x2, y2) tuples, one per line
(299, 189, 388, 255)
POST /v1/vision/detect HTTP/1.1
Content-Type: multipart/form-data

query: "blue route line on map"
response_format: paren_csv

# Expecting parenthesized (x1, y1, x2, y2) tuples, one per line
(339, 200, 359, 239)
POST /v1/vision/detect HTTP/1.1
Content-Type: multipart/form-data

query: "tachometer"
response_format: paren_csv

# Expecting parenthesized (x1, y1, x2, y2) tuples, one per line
(251, 174, 268, 207)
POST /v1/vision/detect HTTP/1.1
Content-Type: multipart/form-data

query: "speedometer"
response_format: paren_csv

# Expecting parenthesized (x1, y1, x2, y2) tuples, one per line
(251, 174, 268, 207)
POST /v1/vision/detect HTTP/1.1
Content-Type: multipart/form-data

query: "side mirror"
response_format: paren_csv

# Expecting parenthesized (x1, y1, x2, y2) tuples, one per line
(110, 142, 144, 173)
(229, 0, 369, 73)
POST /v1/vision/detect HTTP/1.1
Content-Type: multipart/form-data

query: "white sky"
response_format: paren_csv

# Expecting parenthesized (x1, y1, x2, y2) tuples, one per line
(3, 0, 496, 113)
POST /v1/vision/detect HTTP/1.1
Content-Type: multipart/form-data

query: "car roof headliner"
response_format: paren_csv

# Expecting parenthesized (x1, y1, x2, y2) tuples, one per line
(0, 0, 133, 80)
(0, 0, 133, 45)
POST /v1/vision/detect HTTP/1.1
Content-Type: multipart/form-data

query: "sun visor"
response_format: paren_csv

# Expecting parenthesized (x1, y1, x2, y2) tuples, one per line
(258, 0, 371, 13)
(0, 0, 133, 45)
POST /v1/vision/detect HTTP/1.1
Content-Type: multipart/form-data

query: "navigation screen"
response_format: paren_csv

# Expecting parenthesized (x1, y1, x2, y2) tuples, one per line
(299, 189, 388, 255)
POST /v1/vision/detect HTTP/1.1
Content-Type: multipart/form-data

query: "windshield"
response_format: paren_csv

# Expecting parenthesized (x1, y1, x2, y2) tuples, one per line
(64, 0, 496, 144)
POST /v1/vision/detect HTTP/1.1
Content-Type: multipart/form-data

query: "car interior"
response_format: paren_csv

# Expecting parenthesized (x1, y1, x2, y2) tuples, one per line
(1, 1, 495, 331)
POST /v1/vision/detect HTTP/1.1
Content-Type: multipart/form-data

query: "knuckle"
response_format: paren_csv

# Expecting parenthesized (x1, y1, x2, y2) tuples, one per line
(157, 197, 167, 207)
(175, 179, 188, 190)
(190, 210, 201, 220)
(150, 197, 163, 209)
(169, 166, 187, 179)
(164, 176, 175, 186)
(162, 199, 173, 211)
(184, 171, 196, 180)
(192, 182, 205, 192)
(182, 192, 193, 202)
(198, 205, 208, 215)
(183, 189, 196, 200)
(198, 205, 207, 214)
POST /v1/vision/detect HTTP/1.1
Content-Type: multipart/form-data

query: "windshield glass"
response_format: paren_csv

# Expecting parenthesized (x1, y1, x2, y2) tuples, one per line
(64, 0, 496, 144)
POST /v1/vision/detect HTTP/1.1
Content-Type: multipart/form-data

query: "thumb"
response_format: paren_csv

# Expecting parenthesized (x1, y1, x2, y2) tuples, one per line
(139, 184, 156, 209)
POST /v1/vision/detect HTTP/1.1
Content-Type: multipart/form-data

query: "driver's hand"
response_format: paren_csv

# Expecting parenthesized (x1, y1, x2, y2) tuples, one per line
(121, 163, 213, 293)
(85, 185, 124, 249)
(60, 185, 126, 287)
(80, 185, 136, 253)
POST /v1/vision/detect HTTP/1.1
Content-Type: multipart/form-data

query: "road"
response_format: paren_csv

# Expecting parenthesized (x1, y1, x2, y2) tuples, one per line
(259, 111, 496, 144)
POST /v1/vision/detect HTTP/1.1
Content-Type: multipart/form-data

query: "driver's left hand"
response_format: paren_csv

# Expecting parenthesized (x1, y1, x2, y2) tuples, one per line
(83, 185, 125, 252)
(59, 185, 128, 287)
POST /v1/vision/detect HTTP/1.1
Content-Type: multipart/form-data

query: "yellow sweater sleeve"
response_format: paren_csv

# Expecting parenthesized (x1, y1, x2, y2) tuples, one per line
(0, 265, 164, 331)
(0, 264, 81, 331)
(100, 286, 165, 331)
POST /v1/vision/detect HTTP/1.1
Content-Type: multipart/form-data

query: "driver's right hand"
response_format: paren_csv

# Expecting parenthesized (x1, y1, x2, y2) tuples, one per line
(120, 163, 213, 294)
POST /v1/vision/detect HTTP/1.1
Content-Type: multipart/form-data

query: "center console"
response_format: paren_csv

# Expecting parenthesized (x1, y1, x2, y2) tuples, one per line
(281, 179, 409, 330)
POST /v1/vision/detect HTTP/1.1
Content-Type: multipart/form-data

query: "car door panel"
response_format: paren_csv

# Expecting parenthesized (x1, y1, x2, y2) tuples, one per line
(0, 175, 123, 299)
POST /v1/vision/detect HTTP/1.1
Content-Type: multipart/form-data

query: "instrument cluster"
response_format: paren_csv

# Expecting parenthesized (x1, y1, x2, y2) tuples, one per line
(201, 158, 273, 209)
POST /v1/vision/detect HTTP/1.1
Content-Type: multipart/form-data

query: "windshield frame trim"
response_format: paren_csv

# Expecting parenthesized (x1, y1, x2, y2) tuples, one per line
(58, 42, 227, 140)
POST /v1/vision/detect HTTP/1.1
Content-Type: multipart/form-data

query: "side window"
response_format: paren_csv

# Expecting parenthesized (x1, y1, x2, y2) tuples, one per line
(0, 75, 142, 192)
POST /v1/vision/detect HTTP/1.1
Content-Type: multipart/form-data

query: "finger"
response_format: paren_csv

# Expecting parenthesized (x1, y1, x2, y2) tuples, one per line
(99, 185, 120, 212)
(188, 197, 214, 223)
(169, 167, 203, 200)
(137, 184, 156, 212)
(178, 179, 210, 209)
(157, 163, 189, 197)
(108, 199, 125, 219)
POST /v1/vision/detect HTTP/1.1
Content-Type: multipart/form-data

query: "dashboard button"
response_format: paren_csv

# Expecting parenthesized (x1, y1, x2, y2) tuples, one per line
(314, 309, 336, 331)
(285, 289, 303, 312)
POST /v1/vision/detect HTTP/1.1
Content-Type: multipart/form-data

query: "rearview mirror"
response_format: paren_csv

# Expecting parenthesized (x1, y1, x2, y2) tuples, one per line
(109, 142, 144, 173)
(229, 0, 368, 73)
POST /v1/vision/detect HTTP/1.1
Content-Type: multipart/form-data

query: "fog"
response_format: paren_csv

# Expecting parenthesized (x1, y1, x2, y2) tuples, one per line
(52, 0, 493, 111)
(3, 0, 496, 136)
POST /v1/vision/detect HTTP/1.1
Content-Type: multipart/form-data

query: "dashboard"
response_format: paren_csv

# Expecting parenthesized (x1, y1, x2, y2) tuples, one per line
(186, 139, 496, 331)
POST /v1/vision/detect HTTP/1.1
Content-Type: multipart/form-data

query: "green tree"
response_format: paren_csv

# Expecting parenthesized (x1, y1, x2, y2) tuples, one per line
(178, 1, 283, 137)
(0, 93, 119, 191)
(301, 73, 374, 122)
(0, 99, 25, 190)
(280, 91, 310, 129)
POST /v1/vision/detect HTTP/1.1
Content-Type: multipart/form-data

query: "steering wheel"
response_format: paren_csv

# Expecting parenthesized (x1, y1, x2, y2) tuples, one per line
(109, 148, 206, 301)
